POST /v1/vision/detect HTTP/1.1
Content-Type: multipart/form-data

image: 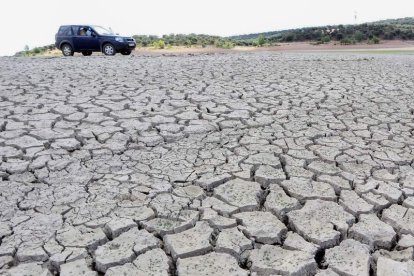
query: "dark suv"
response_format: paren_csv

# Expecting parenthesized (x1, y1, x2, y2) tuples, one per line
(55, 25, 136, 56)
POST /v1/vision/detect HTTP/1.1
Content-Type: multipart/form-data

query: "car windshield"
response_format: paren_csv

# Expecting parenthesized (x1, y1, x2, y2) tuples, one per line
(92, 26, 114, 35)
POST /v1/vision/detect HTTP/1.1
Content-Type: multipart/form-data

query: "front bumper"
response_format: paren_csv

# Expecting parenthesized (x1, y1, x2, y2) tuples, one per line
(114, 41, 136, 51)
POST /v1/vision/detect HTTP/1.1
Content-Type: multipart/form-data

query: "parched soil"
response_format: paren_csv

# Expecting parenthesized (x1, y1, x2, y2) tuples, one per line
(0, 52, 414, 275)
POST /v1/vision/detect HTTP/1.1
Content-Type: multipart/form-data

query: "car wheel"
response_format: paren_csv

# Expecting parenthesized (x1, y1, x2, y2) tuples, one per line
(121, 50, 131, 55)
(61, 44, 74, 56)
(103, 43, 115, 56)
(82, 51, 92, 56)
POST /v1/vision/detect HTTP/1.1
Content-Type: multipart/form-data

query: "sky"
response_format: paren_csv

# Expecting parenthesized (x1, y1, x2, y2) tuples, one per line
(0, 0, 413, 56)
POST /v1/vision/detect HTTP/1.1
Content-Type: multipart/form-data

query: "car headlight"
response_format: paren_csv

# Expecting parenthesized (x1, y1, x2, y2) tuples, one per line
(115, 37, 124, 42)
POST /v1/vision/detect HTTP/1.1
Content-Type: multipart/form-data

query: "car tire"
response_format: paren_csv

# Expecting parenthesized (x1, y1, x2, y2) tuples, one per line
(121, 50, 131, 55)
(82, 51, 92, 56)
(61, 44, 74, 56)
(102, 43, 116, 56)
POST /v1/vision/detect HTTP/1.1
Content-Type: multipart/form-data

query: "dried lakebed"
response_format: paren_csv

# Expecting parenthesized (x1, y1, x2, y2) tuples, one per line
(0, 52, 414, 275)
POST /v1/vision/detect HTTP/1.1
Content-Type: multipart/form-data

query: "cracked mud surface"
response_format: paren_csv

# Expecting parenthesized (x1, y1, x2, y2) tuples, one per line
(0, 52, 414, 275)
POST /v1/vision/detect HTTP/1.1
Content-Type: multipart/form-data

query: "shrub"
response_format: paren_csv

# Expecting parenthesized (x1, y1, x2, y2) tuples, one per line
(33, 48, 41, 54)
(214, 39, 235, 49)
(152, 40, 165, 49)
(340, 38, 355, 45)
(320, 36, 331, 43)
(354, 31, 366, 42)
(257, 34, 266, 47)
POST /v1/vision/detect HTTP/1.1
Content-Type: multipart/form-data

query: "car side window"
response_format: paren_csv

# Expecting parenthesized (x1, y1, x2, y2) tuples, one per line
(79, 27, 93, 37)
(59, 26, 73, 36)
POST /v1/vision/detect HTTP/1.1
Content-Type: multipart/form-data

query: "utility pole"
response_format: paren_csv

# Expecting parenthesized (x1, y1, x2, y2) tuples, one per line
(354, 11, 358, 25)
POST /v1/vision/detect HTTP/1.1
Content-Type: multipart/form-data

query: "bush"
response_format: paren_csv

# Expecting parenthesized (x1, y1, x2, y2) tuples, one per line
(214, 39, 235, 49)
(320, 36, 331, 43)
(340, 38, 355, 45)
(33, 48, 41, 54)
(372, 36, 380, 44)
(257, 34, 266, 47)
(152, 40, 165, 49)
(354, 31, 366, 42)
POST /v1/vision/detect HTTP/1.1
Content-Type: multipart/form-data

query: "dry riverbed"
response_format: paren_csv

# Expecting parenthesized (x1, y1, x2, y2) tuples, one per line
(0, 52, 414, 275)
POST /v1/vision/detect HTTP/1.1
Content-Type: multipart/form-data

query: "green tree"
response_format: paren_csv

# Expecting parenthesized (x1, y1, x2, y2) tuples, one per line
(257, 34, 266, 47)
(354, 31, 365, 42)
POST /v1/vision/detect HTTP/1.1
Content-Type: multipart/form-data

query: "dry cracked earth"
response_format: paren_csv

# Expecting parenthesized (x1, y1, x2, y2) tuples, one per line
(0, 52, 414, 276)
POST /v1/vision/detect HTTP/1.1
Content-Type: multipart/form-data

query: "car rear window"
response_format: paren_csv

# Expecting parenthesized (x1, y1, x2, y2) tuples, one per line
(58, 26, 73, 36)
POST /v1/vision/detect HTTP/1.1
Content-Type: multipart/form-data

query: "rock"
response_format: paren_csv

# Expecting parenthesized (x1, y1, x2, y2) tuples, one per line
(376, 256, 414, 276)
(287, 200, 355, 248)
(397, 234, 414, 249)
(249, 245, 317, 276)
(94, 228, 160, 272)
(325, 239, 371, 276)
(264, 184, 301, 220)
(339, 190, 374, 216)
(173, 185, 205, 199)
(317, 175, 351, 194)
(233, 211, 287, 244)
(280, 177, 336, 202)
(382, 204, 414, 235)
(307, 161, 341, 175)
(254, 165, 286, 186)
(314, 268, 340, 275)
(60, 259, 97, 276)
(164, 221, 213, 260)
(114, 206, 155, 222)
(104, 218, 136, 238)
(106, 248, 171, 276)
(56, 226, 107, 250)
(177, 252, 248, 276)
(3, 263, 52, 276)
(133, 248, 171, 276)
(244, 153, 281, 167)
(195, 173, 232, 191)
(150, 193, 190, 218)
(213, 179, 262, 212)
(216, 227, 253, 258)
(283, 232, 319, 254)
(373, 247, 414, 262)
(349, 214, 396, 250)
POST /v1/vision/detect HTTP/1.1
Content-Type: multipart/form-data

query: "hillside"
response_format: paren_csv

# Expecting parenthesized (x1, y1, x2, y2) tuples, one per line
(230, 17, 414, 45)
(15, 17, 414, 56)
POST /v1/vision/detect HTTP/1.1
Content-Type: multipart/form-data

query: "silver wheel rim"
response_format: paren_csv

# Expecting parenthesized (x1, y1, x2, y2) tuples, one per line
(63, 46, 71, 56)
(104, 45, 114, 55)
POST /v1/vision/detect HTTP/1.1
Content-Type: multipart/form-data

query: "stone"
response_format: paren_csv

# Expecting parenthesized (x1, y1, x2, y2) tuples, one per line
(382, 204, 414, 235)
(288, 200, 355, 248)
(164, 221, 213, 260)
(349, 214, 396, 250)
(376, 256, 414, 276)
(254, 165, 286, 186)
(216, 227, 253, 258)
(283, 232, 319, 254)
(94, 228, 160, 272)
(60, 259, 97, 276)
(325, 239, 371, 276)
(233, 211, 287, 244)
(56, 226, 107, 250)
(3, 263, 52, 276)
(177, 252, 248, 276)
(264, 184, 301, 219)
(280, 177, 336, 202)
(339, 190, 374, 216)
(249, 245, 317, 276)
(213, 179, 262, 212)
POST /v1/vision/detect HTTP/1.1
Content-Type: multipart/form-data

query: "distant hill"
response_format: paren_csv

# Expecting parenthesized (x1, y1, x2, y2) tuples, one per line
(229, 17, 414, 45)
(15, 17, 414, 56)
